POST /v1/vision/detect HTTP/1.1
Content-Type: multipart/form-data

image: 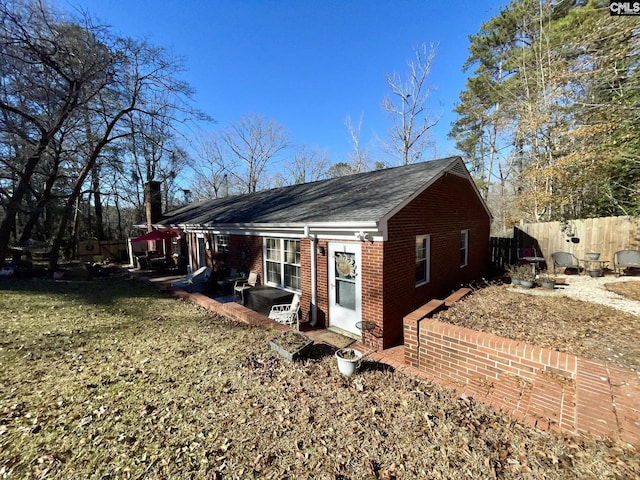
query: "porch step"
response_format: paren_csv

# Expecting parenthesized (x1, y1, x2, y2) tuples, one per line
(326, 326, 360, 341)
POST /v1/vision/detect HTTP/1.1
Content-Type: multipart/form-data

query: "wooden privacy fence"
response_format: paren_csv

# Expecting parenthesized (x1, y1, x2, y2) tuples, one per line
(491, 215, 640, 269)
(489, 236, 516, 268)
(78, 240, 128, 262)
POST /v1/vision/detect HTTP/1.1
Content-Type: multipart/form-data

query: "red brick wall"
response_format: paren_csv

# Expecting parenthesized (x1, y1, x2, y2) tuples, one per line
(360, 240, 385, 350)
(185, 233, 263, 278)
(382, 173, 490, 347)
(227, 234, 313, 324)
(315, 240, 329, 327)
(228, 235, 263, 280)
(300, 238, 312, 324)
(414, 318, 576, 384)
(402, 313, 585, 436)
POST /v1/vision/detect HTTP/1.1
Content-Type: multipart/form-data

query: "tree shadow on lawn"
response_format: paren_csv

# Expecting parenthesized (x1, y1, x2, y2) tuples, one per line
(0, 275, 167, 308)
(307, 342, 338, 360)
(360, 359, 395, 374)
(0, 277, 180, 362)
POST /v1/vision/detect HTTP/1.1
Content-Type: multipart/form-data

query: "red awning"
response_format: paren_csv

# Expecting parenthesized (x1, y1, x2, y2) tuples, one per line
(131, 230, 179, 243)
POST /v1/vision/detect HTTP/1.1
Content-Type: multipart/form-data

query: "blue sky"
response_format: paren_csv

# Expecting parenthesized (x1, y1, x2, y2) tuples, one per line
(64, 0, 506, 165)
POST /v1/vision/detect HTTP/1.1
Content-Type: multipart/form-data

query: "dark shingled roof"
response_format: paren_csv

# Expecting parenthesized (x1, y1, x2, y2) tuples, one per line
(159, 156, 464, 227)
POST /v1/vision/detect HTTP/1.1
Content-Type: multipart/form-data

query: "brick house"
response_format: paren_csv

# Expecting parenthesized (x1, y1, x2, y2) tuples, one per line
(154, 156, 491, 349)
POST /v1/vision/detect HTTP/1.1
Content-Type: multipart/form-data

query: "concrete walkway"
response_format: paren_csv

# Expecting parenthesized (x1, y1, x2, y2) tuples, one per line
(140, 270, 640, 447)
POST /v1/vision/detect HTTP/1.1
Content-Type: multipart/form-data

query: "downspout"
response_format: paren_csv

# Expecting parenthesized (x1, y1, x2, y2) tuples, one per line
(305, 225, 318, 327)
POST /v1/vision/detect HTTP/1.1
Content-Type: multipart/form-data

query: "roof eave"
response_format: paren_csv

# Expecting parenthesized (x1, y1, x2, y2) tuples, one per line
(178, 221, 383, 240)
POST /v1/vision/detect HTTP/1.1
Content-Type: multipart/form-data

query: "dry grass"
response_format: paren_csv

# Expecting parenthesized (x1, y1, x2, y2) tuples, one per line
(1, 277, 639, 479)
(605, 280, 640, 301)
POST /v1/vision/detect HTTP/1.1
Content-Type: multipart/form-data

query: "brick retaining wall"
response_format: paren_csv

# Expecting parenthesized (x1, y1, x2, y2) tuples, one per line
(403, 303, 640, 442)
(415, 318, 576, 384)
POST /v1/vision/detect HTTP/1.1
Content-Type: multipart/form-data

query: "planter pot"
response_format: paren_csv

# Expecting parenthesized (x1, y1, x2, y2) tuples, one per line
(588, 269, 603, 278)
(540, 280, 556, 290)
(335, 348, 363, 377)
(269, 332, 314, 362)
(520, 280, 535, 288)
(510, 277, 521, 286)
(587, 253, 601, 260)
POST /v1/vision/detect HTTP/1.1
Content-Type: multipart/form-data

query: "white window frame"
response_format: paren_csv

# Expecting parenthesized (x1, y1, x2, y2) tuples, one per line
(214, 234, 229, 254)
(264, 237, 301, 291)
(460, 230, 469, 268)
(415, 234, 431, 287)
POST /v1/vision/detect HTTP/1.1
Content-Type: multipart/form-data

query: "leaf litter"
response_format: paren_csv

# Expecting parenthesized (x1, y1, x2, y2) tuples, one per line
(434, 281, 640, 372)
(0, 277, 638, 478)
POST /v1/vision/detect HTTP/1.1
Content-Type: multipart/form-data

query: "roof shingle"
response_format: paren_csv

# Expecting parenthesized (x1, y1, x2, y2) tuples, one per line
(160, 156, 462, 227)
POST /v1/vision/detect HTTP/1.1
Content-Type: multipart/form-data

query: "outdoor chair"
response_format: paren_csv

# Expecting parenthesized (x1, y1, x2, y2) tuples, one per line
(550, 252, 580, 275)
(234, 271, 258, 302)
(171, 266, 212, 293)
(215, 268, 239, 296)
(517, 247, 537, 266)
(268, 293, 301, 330)
(613, 250, 640, 276)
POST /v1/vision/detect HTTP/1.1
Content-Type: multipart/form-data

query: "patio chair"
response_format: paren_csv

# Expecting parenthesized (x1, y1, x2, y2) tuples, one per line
(613, 250, 640, 276)
(171, 266, 212, 293)
(234, 271, 258, 302)
(215, 267, 239, 296)
(550, 252, 580, 275)
(517, 247, 537, 266)
(268, 293, 301, 330)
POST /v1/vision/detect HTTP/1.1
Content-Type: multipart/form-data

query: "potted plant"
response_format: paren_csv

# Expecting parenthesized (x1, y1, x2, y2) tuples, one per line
(507, 265, 521, 286)
(519, 266, 536, 288)
(269, 331, 314, 362)
(335, 348, 363, 377)
(588, 268, 603, 277)
(537, 272, 556, 290)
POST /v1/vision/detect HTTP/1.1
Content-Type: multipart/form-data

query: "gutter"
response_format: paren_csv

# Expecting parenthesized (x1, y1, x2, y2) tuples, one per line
(305, 225, 318, 327)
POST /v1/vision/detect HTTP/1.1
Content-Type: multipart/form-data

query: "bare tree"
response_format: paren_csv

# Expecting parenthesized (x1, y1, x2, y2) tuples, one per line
(187, 130, 235, 200)
(45, 36, 203, 270)
(222, 114, 290, 193)
(382, 43, 440, 165)
(345, 113, 369, 173)
(0, 0, 114, 261)
(278, 144, 330, 186)
(120, 100, 191, 212)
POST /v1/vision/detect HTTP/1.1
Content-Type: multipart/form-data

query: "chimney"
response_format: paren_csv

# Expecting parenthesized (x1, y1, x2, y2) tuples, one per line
(144, 181, 162, 230)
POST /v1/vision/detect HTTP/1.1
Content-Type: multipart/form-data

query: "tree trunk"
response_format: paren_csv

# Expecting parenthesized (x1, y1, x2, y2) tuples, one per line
(48, 107, 133, 271)
(92, 164, 105, 240)
(0, 141, 49, 262)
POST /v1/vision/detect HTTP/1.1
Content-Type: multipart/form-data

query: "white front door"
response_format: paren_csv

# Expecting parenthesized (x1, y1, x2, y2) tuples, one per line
(328, 242, 362, 336)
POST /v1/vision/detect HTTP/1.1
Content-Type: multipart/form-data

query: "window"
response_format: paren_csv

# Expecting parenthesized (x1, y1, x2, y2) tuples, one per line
(460, 230, 469, 267)
(265, 238, 301, 290)
(215, 234, 229, 253)
(415, 235, 430, 286)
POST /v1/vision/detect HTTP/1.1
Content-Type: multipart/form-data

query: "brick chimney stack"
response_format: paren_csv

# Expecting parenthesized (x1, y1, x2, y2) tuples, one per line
(144, 181, 162, 231)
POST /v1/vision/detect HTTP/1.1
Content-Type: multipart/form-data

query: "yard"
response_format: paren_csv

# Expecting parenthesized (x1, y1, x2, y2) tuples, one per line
(1, 276, 639, 479)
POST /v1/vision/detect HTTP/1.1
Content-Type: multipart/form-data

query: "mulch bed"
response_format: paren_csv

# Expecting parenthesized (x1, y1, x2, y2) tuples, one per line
(433, 281, 640, 372)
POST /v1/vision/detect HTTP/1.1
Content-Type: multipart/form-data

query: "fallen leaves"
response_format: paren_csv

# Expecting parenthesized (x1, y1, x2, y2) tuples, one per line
(0, 277, 639, 478)
(434, 283, 640, 371)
